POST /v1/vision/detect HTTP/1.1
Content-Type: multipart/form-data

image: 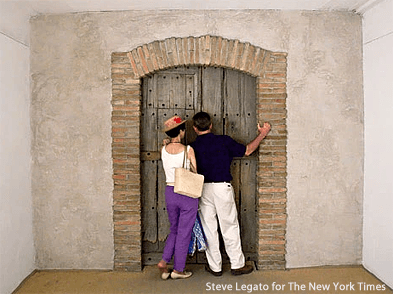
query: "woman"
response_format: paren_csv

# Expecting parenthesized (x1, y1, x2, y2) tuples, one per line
(157, 115, 198, 280)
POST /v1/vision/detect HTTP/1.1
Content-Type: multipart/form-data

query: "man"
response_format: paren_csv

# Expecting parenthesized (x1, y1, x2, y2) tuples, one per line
(191, 111, 271, 276)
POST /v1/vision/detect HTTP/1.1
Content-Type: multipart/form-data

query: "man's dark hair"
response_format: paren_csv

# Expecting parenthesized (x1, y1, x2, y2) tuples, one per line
(165, 123, 186, 138)
(193, 112, 212, 131)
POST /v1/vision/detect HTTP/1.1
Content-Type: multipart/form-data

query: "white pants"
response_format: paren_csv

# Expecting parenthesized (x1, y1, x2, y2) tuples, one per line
(199, 183, 245, 272)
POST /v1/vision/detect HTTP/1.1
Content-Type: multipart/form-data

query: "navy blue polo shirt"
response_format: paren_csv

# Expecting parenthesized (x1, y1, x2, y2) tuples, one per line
(191, 133, 246, 183)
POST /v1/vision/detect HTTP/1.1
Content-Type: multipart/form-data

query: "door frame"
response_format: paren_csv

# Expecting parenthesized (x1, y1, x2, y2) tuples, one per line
(111, 35, 288, 271)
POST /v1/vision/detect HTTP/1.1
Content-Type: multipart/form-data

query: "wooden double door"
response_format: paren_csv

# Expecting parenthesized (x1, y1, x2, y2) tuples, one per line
(141, 66, 258, 265)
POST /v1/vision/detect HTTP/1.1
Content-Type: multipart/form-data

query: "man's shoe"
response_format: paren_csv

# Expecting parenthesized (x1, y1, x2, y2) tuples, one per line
(231, 264, 253, 276)
(205, 265, 223, 276)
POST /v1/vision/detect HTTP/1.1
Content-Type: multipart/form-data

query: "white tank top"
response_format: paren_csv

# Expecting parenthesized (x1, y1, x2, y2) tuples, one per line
(161, 145, 191, 183)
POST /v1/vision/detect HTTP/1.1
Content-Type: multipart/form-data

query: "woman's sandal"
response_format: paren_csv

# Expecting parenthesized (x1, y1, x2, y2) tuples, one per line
(157, 260, 170, 280)
(161, 271, 171, 280)
(170, 271, 193, 279)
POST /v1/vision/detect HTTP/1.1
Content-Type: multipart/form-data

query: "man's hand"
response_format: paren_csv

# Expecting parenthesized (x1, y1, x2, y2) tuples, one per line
(245, 122, 271, 156)
(257, 122, 271, 136)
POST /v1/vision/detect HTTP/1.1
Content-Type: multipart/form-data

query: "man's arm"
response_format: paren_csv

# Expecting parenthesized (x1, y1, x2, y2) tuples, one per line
(245, 122, 271, 156)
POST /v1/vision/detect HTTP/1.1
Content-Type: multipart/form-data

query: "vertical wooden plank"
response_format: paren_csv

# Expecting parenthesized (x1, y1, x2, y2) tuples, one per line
(224, 69, 257, 146)
(141, 160, 157, 243)
(185, 109, 197, 145)
(157, 108, 173, 242)
(201, 67, 223, 135)
(157, 73, 171, 108)
(142, 241, 159, 256)
(230, 159, 241, 212)
(241, 73, 257, 145)
(170, 73, 186, 109)
(185, 68, 200, 145)
(140, 108, 158, 152)
(142, 74, 160, 259)
(142, 75, 156, 109)
(157, 160, 170, 241)
(240, 158, 257, 254)
(224, 69, 257, 261)
(142, 76, 149, 109)
(141, 75, 158, 152)
(185, 74, 195, 110)
(195, 67, 202, 112)
(224, 69, 243, 143)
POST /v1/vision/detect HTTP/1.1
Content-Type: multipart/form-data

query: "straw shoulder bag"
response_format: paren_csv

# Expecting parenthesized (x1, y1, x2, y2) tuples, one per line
(174, 146, 204, 198)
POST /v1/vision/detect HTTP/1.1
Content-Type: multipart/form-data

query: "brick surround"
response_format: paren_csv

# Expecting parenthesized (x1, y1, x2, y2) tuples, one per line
(111, 35, 287, 271)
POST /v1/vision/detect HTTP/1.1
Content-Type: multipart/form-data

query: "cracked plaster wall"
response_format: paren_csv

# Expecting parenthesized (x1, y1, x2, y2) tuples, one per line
(30, 10, 363, 269)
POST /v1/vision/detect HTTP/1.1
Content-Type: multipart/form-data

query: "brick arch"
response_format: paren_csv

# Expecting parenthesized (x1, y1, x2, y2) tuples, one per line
(111, 35, 288, 271)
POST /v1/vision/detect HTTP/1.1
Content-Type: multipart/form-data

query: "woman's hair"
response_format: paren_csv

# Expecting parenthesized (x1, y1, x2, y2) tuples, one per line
(193, 112, 211, 131)
(165, 123, 186, 138)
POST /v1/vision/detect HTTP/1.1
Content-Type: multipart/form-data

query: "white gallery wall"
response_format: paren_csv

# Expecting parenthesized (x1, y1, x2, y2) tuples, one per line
(363, 0, 393, 289)
(0, 3, 35, 294)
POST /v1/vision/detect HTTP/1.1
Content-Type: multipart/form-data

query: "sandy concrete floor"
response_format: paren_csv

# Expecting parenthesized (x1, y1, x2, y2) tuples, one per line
(13, 264, 392, 294)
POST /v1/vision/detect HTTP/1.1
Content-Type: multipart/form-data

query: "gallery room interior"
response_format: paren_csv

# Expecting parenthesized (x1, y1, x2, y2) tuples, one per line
(1, 0, 392, 293)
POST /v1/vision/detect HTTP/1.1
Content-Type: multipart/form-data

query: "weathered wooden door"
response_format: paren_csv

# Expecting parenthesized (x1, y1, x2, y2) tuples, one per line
(141, 66, 257, 265)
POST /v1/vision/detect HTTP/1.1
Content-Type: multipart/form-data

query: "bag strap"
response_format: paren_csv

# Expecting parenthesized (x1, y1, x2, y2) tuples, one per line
(182, 145, 197, 172)
(182, 145, 188, 169)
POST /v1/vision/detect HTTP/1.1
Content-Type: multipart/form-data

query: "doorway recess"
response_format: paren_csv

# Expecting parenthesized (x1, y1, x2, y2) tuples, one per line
(111, 35, 288, 271)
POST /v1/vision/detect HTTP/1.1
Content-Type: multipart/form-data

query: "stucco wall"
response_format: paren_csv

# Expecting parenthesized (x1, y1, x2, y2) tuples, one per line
(30, 10, 363, 269)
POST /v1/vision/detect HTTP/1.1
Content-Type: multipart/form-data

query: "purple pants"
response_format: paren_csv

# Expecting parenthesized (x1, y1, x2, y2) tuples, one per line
(162, 186, 198, 272)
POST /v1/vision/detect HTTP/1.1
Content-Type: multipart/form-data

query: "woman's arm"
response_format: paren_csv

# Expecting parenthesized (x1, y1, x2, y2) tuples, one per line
(188, 147, 198, 173)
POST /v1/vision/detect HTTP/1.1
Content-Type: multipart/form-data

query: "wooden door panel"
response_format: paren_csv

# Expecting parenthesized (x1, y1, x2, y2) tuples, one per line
(170, 74, 186, 109)
(142, 75, 156, 109)
(240, 158, 257, 254)
(157, 73, 171, 109)
(185, 110, 197, 144)
(157, 160, 170, 241)
(141, 108, 158, 152)
(141, 160, 157, 243)
(230, 159, 241, 211)
(225, 69, 242, 142)
(141, 66, 257, 266)
(201, 67, 223, 135)
(225, 70, 257, 146)
(240, 73, 257, 147)
(185, 74, 197, 110)
(141, 67, 200, 264)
